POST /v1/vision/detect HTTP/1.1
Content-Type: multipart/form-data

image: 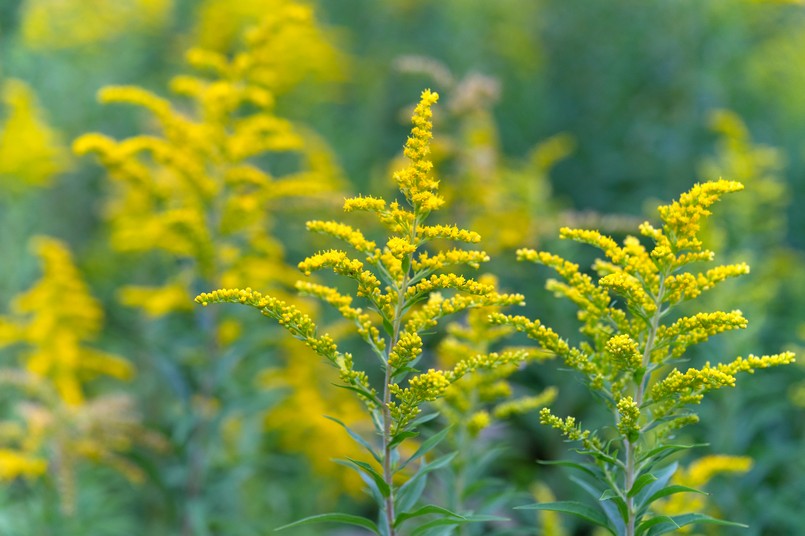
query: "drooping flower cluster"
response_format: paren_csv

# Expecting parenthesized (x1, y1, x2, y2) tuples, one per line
(197, 90, 526, 535)
(495, 180, 795, 534)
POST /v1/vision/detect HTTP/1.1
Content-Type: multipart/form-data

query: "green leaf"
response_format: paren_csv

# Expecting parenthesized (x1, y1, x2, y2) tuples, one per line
(406, 513, 499, 536)
(399, 427, 451, 471)
(394, 505, 464, 528)
(275, 513, 380, 534)
(389, 430, 419, 450)
(644, 485, 706, 507)
(396, 452, 457, 513)
(514, 501, 613, 532)
(408, 412, 440, 428)
(537, 458, 601, 479)
(637, 443, 705, 466)
(336, 458, 391, 498)
(382, 317, 394, 336)
(628, 473, 657, 498)
(324, 416, 381, 464)
(639, 513, 748, 536)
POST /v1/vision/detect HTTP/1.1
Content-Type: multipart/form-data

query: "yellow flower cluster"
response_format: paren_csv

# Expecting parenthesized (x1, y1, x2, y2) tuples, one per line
(539, 408, 591, 442)
(0, 80, 70, 194)
(21, 0, 172, 50)
(496, 178, 795, 520)
(616, 396, 640, 442)
(0, 239, 164, 512)
(74, 5, 343, 314)
(393, 89, 444, 213)
(606, 334, 642, 371)
(0, 237, 133, 406)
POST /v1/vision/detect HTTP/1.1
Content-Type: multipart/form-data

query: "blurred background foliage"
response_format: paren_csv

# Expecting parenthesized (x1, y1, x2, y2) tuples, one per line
(1, 0, 805, 534)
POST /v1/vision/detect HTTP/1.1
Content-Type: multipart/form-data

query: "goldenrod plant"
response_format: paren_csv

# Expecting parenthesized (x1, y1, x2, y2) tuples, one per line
(491, 180, 795, 535)
(432, 275, 557, 531)
(197, 90, 528, 535)
(73, 4, 354, 530)
(19, 0, 172, 50)
(0, 237, 163, 515)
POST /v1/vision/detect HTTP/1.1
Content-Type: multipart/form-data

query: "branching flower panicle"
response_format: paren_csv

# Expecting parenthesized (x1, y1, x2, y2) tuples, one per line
(500, 180, 795, 536)
(196, 90, 527, 535)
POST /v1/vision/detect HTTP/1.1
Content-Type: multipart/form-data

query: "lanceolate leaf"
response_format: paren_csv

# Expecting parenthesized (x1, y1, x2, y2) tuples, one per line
(399, 427, 451, 471)
(637, 485, 706, 515)
(628, 473, 658, 498)
(275, 512, 380, 534)
(537, 458, 601, 479)
(389, 430, 418, 450)
(637, 513, 748, 536)
(394, 505, 464, 528)
(514, 501, 614, 533)
(324, 415, 381, 464)
(336, 457, 391, 498)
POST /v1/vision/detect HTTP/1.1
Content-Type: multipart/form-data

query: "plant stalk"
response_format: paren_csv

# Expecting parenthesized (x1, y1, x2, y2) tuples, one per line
(624, 273, 666, 536)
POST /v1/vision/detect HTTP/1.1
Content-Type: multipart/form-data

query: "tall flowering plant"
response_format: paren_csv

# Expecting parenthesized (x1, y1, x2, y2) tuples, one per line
(197, 90, 527, 535)
(492, 180, 795, 535)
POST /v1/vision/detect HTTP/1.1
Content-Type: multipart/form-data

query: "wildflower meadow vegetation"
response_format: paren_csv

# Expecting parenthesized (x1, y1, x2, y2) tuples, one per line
(2, 1, 805, 535)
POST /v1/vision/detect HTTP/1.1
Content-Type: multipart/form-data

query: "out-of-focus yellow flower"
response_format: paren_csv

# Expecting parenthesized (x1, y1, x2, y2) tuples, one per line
(657, 455, 753, 533)
(0, 237, 133, 406)
(0, 80, 69, 193)
(0, 448, 47, 481)
(193, 0, 346, 93)
(20, 0, 172, 49)
(75, 4, 344, 316)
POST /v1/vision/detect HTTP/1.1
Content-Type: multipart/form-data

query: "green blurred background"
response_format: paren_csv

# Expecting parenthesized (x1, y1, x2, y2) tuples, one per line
(1, 0, 805, 534)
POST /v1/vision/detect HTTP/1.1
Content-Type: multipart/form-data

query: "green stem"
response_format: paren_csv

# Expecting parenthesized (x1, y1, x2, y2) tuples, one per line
(624, 272, 666, 536)
(382, 216, 419, 535)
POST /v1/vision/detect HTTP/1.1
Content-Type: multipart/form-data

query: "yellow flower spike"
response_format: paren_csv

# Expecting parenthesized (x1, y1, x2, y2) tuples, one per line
(616, 396, 640, 442)
(306, 220, 376, 252)
(657, 179, 744, 251)
(606, 334, 642, 371)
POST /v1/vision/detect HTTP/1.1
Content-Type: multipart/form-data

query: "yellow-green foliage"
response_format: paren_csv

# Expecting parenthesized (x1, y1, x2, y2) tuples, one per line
(0, 80, 70, 194)
(495, 179, 795, 533)
(20, 0, 172, 49)
(197, 90, 530, 534)
(0, 237, 162, 514)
